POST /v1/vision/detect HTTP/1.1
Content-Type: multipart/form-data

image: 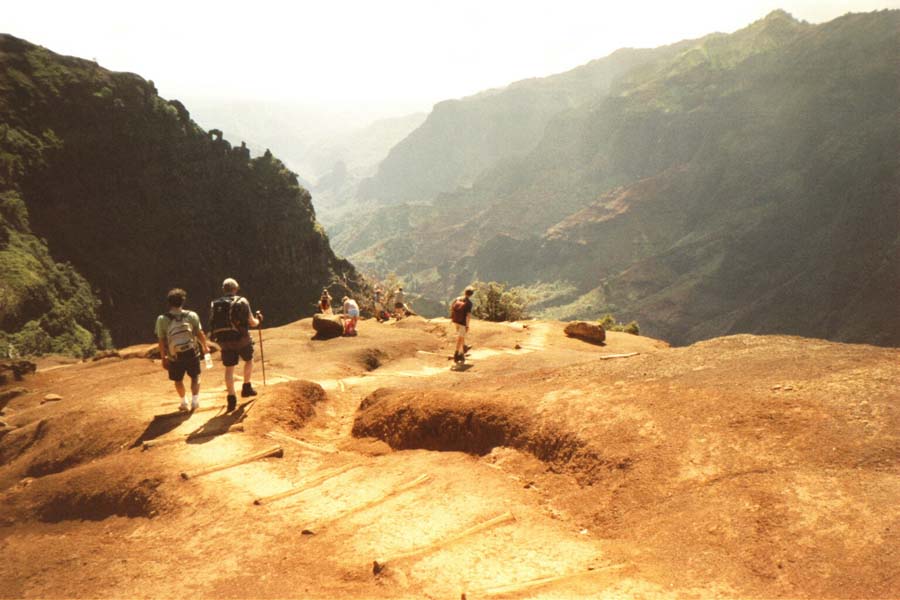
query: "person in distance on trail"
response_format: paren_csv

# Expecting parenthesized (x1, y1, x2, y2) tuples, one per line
(341, 295, 360, 336)
(450, 286, 475, 364)
(373, 286, 386, 322)
(318, 288, 333, 315)
(208, 278, 262, 413)
(155, 288, 210, 412)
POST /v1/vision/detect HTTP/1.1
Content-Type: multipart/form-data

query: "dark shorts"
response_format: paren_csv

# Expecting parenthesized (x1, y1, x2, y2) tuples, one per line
(168, 356, 201, 382)
(221, 342, 254, 367)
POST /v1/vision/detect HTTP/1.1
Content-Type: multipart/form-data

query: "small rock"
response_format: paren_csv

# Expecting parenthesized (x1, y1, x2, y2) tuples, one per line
(515, 343, 522, 350)
(42, 393, 63, 403)
(579, 529, 589, 535)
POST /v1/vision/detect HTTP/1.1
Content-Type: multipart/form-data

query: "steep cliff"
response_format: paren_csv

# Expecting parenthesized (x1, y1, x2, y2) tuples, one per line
(0, 34, 365, 354)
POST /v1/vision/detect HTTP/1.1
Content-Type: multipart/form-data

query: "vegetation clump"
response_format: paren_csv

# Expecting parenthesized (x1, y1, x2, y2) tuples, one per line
(599, 314, 640, 336)
(0, 33, 363, 356)
(470, 281, 529, 322)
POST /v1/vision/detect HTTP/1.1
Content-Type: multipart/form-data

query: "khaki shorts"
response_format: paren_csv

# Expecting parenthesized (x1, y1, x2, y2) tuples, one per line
(455, 324, 468, 338)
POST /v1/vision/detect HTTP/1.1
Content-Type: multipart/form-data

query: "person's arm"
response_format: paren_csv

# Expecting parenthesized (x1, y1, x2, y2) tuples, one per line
(155, 317, 169, 369)
(197, 330, 210, 355)
(245, 301, 262, 328)
(158, 338, 169, 370)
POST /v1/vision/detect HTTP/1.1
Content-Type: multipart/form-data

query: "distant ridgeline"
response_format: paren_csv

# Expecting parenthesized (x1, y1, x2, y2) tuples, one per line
(334, 10, 900, 346)
(0, 34, 365, 356)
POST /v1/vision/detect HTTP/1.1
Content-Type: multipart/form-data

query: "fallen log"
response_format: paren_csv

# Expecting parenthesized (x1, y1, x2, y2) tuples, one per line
(461, 563, 626, 598)
(301, 473, 431, 535)
(373, 510, 515, 574)
(253, 463, 360, 505)
(180, 445, 283, 480)
(142, 424, 244, 450)
(267, 431, 337, 454)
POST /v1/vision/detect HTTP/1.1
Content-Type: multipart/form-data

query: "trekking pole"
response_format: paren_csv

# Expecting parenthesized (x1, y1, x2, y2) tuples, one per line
(256, 311, 266, 386)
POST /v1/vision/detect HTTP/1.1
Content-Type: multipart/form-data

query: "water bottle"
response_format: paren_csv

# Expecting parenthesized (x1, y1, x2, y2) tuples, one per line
(204, 353, 213, 370)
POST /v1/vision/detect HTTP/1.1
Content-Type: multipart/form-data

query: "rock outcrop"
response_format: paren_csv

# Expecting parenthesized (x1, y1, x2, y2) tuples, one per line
(312, 314, 344, 339)
(563, 322, 605, 344)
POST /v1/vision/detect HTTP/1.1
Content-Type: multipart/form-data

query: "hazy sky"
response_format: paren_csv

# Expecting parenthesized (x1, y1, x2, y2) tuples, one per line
(3, 0, 898, 115)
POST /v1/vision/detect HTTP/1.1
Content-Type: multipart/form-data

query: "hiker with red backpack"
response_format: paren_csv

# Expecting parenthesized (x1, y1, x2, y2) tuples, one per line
(450, 286, 475, 364)
(208, 278, 262, 412)
(155, 288, 211, 412)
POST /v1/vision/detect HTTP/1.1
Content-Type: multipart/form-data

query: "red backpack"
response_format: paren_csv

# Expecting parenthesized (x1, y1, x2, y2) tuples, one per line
(450, 297, 467, 323)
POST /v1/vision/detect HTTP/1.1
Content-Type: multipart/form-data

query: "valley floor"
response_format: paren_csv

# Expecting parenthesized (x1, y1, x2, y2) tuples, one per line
(0, 317, 897, 599)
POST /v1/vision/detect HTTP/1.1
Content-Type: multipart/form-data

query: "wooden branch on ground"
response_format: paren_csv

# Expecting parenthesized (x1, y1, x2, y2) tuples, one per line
(253, 463, 360, 506)
(301, 474, 431, 535)
(142, 424, 244, 450)
(267, 431, 337, 454)
(373, 510, 515, 574)
(461, 564, 626, 598)
(598, 352, 639, 360)
(180, 445, 283, 480)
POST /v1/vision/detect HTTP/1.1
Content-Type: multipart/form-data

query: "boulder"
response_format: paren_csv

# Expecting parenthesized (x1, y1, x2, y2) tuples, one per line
(313, 314, 345, 339)
(564, 321, 606, 344)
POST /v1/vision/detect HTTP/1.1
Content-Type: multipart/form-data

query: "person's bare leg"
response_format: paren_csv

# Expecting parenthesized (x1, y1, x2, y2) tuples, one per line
(225, 365, 236, 396)
(191, 376, 200, 396)
(243, 359, 253, 385)
(175, 380, 186, 398)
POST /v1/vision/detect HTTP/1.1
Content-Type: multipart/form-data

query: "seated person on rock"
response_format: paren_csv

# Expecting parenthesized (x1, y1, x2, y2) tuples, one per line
(341, 295, 360, 336)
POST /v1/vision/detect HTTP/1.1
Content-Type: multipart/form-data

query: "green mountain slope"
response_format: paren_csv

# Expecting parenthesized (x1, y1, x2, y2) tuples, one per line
(356, 43, 689, 205)
(0, 34, 365, 354)
(337, 10, 900, 346)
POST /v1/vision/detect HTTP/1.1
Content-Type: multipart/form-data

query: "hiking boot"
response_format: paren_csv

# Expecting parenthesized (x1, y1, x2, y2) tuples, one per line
(191, 396, 200, 411)
(178, 399, 190, 412)
(241, 383, 258, 398)
(226, 394, 237, 412)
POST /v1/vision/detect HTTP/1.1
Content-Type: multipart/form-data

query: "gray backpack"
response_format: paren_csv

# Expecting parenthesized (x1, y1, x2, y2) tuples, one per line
(165, 313, 198, 360)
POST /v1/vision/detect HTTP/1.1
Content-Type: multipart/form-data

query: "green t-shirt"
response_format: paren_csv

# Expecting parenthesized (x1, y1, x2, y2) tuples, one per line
(155, 310, 202, 340)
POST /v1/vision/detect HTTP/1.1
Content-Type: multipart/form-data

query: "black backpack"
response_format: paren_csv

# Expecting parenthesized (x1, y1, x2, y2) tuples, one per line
(208, 296, 248, 342)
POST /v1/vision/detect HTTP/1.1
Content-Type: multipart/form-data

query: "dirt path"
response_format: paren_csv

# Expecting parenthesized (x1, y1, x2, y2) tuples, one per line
(2, 317, 897, 599)
(175, 320, 624, 598)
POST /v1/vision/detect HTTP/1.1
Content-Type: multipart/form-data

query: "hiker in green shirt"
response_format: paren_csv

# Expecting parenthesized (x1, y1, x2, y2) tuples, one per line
(155, 288, 210, 412)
